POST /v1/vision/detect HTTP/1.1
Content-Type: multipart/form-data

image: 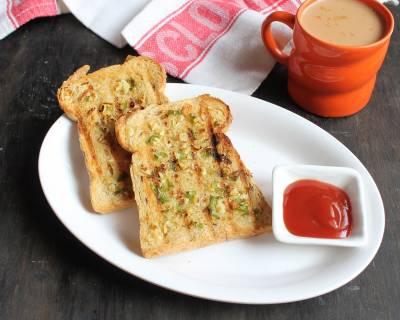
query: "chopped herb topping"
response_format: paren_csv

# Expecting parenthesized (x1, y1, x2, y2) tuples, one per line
(127, 77, 135, 89)
(165, 179, 174, 191)
(233, 198, 249, 215)
(151, 184, 169, 204)
(114, 187, 127, 195)
(169, 160, 177, 171)
(120, 100, 130, 112)
(177, 150, 186, 161)
(117, 79, 130, 94)
(196, 222, 204, 230)
(151, 184, 157, 195)
(154, 151, 168, 161)
(201, 148, 212, 158)
(189, 113, 197, 123)
(146, 134, 160, 145)
(239, 206, 249, 216)
(211, 182, 224, 195)
(84, 93, 96, 102)
(158, 192, 169, 204)
(167, 109, 182, 116)
(209, 196, 220, 219)
(101, 103, 117, 119)
(185, 191, 196, 203)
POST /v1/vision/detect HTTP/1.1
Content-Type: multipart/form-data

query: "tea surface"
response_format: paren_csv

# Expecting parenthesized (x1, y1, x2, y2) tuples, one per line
(301, 0, 384, 46)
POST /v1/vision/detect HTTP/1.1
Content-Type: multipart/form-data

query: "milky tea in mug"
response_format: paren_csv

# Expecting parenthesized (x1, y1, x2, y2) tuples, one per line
(300, 0, 385, 46)
(261, 0, 394, 117)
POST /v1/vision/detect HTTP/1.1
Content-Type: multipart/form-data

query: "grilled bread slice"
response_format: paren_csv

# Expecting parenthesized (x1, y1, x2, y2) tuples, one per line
(115, 95, 272, 258)
(57, 56, 168, 213)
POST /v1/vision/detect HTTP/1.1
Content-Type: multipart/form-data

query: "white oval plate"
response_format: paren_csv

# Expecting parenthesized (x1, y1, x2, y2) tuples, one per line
(39, 83, 384, 304)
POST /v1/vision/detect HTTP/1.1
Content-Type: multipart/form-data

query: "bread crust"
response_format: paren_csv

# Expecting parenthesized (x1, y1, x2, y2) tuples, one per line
(57, 56, 167, 213)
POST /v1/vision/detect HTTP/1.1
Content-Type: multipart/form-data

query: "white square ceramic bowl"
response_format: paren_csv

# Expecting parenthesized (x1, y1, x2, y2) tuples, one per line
(272, 165, 367, 247)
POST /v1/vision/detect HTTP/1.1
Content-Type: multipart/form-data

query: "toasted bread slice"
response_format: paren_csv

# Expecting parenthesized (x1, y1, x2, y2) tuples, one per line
(57, 56, 168, 213)
(115, 95, 271, 258)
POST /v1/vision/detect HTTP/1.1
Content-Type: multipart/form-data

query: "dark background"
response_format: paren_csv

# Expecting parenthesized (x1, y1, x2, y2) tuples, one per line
(0, 5, 399, 320)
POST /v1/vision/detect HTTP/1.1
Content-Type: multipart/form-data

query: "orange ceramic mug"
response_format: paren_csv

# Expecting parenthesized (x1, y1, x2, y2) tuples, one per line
(261, 0, 394, 117)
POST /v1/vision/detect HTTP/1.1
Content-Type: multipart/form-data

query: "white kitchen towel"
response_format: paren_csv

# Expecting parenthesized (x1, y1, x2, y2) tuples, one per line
(0, 0, 59, 38)
(62, 0, 150, 48)
(122, 0, 301, 94)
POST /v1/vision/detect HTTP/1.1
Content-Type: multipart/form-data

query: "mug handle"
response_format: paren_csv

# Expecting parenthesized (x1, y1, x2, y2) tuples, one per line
(261, 12, 295, 66)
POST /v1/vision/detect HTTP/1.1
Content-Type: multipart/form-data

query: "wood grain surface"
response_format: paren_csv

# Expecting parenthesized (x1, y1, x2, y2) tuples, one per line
(0, 5, 398, 320)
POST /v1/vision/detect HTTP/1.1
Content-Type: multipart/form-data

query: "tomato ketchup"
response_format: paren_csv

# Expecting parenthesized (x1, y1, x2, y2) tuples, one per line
(283, 179, 352, 239)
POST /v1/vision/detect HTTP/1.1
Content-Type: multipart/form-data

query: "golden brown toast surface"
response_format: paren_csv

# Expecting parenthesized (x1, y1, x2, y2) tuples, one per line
(116, 95, 272, 257)
(57, 56, 167, 213)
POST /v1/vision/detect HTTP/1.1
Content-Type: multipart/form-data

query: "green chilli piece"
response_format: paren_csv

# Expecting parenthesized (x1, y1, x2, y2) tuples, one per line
(165, 179, 174, 191)
(209, 196, 220, 219)
(237, 200, 249, 216)
(177, 150, 186, 161)
(201, 148, 212, 158)
(196, 222, 204, 230)
(127, 77, 135, 89)
(158, 192, 169, 204)
(185, 191, 196, 203)
(189, 113, 197, 124)
(167, 109, 182, 116)
(211, 182, 224, 195)
(121, 100, 130, 113)
(84, 95, 94, 103)
(146, 134, 160, 145)
(114, 187, 127, 195)
(151, 184, 169, 204)
(169, 160, 177, 171)
(153, 151, 168, 161)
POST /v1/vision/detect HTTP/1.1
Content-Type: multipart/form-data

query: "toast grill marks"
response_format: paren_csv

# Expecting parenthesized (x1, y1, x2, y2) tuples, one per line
(138, 102, 222, 249)
(147, 109, 194, 244)
(215, 134, 258, 238)
(188, 101, 268, 240)
(215, 134, 272, 233)
(195, 104, 229, 241)
(201, 103, 260, 238)
(81, 89, 135, 193)
(170, 104, 215, 241)
(169, 102, 228, 243)
(76, 77, 139, 209)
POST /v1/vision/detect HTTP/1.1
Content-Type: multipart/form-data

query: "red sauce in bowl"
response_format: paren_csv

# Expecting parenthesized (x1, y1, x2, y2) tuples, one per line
(283, 179, 352, 239)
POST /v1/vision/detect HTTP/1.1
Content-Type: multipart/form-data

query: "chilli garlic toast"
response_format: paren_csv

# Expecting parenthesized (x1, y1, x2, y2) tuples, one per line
(57, 56, 168, 213)
(116, 95, 272, 257)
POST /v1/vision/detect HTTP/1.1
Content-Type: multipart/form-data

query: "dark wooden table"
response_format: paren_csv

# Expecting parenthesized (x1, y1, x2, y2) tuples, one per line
(0, 5, 399, 319)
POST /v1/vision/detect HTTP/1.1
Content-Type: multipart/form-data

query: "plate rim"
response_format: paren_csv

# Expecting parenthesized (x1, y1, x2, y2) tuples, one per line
(38, 83, 385, 304)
